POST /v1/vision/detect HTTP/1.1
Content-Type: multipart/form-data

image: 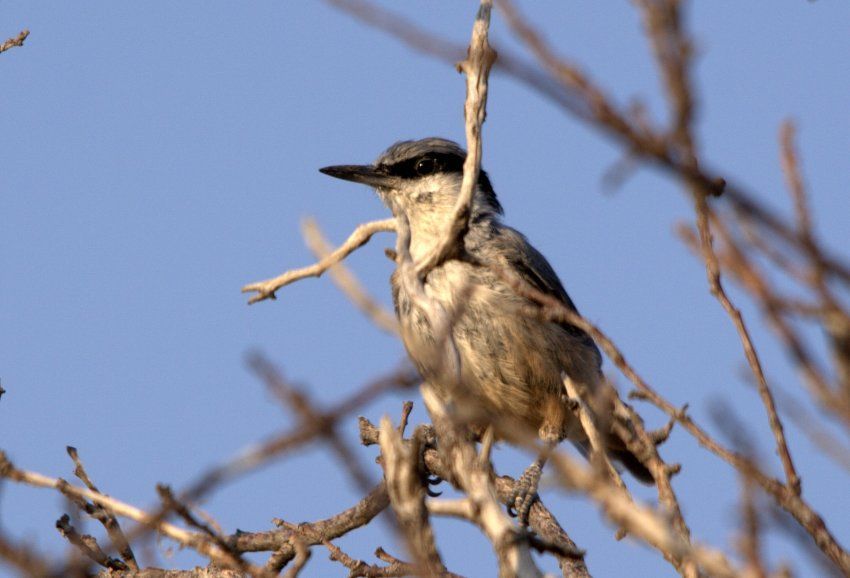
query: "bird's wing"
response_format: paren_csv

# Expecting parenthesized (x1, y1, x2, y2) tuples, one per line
(483, 224, 599, 353)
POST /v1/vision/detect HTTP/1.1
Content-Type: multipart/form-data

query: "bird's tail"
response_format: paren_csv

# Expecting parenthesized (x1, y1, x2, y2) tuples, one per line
(571, 440, 654, 485)
(610, 447, 654, 484)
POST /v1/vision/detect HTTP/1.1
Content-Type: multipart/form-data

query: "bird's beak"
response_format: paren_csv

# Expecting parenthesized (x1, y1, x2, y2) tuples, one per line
(319, 164, 395, 188)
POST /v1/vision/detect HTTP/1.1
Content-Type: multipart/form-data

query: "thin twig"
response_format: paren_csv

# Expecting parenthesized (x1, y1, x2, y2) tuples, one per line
(0, 529, 52, 577)
(378, 416, 447, 575)
(547, 450, 741, 578)
(562, 375, 626, 491)
(414, 1, 496, 280)
(242, 218, 396, 304)
(780, 120, 850, 401)
(281, 534, 311, 578)
(422, 385, 544, 578)
(0, 29, 29, 54)
(253, 483, 390, 570)
(494, 256, 850, 574)
(55, 514, 128, 571)
(66, 447, 138, 570)
(156, 484, 253, 575)
(360, 413, 589, 577)
(325, 541, 465, 578)
(248, 353, 378, 493)
(0, 452, 266, 576)
(301, 217, 399, 335)
(738, 477, 768, 578)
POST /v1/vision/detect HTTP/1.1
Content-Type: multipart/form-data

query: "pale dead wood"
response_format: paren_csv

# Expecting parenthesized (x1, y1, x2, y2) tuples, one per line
(325, 541, 465, 578)
(361, 414, 591, 577)
(780, 120, 850, 404)
(738, 477, 769, 578)
(248, 482, 390, 569)
(422, 385, 543, 578)
(562, 375, 625, 491)
(0, 452, 269, 577)
(242, 217, 396, 304)
(414, 1, 496, 280)
(547, 450, 743, 578)
(0, 29, 29, 54)
(636, 0, 802, 502)
(281, 535, 311, 578)
(426, 498, 476, 520)
(56, 514, 128, 572)
(302, 217, 399, 335)
(66, 446, 138, 570)
(378, 416, 447, 575)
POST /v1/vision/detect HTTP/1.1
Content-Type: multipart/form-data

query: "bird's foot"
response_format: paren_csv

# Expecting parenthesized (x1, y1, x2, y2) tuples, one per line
(413, 425, 443, 496)
(426, 474, 444, 497)
(508, 461, 542, 526)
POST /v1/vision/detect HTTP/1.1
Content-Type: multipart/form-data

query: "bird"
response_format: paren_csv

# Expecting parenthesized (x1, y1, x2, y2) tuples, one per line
(320, 137, 652, 523)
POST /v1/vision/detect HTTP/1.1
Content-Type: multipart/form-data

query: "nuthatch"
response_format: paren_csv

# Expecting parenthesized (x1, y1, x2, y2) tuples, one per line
(321, 138, 652, 523)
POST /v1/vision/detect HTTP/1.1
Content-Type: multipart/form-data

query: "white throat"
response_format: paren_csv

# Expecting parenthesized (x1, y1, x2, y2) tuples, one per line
(390, 173, 463, 262)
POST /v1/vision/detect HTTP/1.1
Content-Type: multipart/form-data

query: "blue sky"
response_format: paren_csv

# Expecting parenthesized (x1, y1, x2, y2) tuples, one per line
(1, 2, 849, 576)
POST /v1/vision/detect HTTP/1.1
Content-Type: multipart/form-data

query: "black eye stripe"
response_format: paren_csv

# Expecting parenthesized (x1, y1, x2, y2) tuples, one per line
(381, 153, 465, 179)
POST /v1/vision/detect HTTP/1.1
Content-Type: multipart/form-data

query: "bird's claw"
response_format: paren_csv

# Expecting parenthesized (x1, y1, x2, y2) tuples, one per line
(508, 462, 542, 526)
(426, 474, 443, 497)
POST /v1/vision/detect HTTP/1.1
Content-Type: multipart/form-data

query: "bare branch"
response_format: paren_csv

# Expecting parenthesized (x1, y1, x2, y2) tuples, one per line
(359, 413, 590, 577)
(66, 446, 138, 570)
(414, 1, 496, 279)
(302, 217, 399, 335)
(0, 529, 52, 577)
(56, 514, 128, 571)
(780, 120, 850, 401)
(156, 484, 253, 575)
(378, 417, 447, 575)
(252, 483, 390, 570)
(738, 477, 768, 578)
(562, 375, 625, 491)
(422, 385, 543, 578)
(248, 353, 378, 493)
(0, 29, 29, 54)
(335, 0, 850, 293)
(547, 450, 742, 578)
(280, 534, 311, 578)
(179, 364, 416, 506)
(695, 211, 802, 495)
(0, 452, 266, 576)
(242, 217, 396, 304)
(325, 541, 464, 578)
(496, 256, 850, 574)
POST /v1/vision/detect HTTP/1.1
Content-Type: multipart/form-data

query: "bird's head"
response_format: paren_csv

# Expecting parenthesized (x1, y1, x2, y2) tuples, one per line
(319, 138, 502, 235)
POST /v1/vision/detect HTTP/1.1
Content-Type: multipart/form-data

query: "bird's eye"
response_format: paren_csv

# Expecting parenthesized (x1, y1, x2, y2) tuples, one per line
(415, 157, 438, 176)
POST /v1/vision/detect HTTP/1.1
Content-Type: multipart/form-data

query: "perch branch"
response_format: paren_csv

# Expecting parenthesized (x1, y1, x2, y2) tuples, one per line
(359, 414, 590, 578)
(378, 417, 447, 575)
